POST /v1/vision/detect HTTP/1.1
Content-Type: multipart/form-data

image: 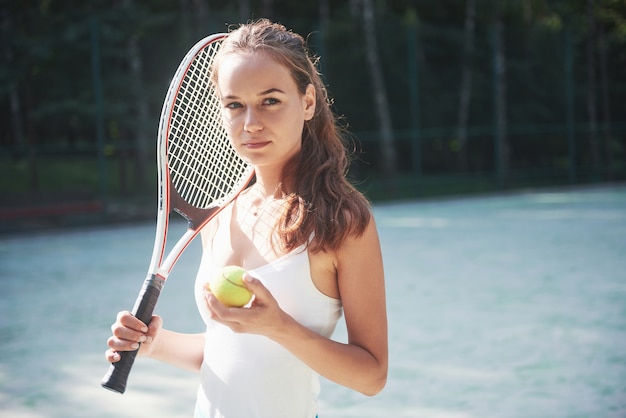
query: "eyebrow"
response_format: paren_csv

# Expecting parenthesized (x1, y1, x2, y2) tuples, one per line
(259, 88, 285, 95)
(222, 88, 286, 100)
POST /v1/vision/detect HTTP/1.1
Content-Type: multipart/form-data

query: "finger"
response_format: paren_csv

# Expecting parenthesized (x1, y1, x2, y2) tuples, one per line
(203, 300, 247, 334)
(204, 292, 249, 323)
(117, 311, 149, 333)
(242, 274, 272, 304)
(105, 349, 121, 363)
(204, 291, 229, 317)
(107, 334, 143, 352)
(147, 314, 162, 332)
(111, 322, 148, 343)
(241, 273, 261, 294)
(144, 315, 162, 343)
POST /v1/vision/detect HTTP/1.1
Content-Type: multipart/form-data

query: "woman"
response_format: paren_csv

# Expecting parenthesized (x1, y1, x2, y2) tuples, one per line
(106, 19, 387, 418)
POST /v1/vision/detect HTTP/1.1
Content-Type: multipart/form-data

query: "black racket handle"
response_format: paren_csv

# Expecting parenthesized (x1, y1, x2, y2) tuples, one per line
(101, 274, 164, 394)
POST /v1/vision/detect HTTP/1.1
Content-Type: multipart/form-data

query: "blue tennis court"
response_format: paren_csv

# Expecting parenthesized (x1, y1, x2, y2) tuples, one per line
(1, 185, 624, 417)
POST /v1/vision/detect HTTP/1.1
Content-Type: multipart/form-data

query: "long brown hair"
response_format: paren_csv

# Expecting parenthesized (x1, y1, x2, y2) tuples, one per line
(212, 19, 371, 253)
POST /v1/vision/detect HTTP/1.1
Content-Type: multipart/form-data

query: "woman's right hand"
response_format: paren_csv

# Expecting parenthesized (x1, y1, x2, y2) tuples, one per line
(105, 311, 162, 363)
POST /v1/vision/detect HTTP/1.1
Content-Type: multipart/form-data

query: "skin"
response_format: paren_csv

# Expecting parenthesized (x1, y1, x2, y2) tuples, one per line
(106, 51, 388, 396)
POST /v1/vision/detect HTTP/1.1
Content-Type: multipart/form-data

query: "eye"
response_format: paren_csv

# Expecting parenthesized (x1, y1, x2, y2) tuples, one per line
(224, 101, 243, 110)
(262, 97, 280, 106)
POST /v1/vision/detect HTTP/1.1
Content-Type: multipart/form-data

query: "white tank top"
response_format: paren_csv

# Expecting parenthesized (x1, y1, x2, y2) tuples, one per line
(194, 235, 343, 417)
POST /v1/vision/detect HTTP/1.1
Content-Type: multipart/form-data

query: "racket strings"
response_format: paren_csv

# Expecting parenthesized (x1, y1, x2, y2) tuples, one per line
(168, 41, 251, 209)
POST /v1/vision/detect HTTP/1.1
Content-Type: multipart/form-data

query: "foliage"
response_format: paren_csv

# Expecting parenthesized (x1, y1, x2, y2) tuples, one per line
(0, 0, 624, 202)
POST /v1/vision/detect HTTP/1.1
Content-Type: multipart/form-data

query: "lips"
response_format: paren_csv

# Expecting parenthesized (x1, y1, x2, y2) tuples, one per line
(242, 140, 270, 149)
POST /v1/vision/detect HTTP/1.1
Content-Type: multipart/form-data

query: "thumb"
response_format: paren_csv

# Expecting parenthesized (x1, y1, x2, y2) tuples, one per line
(242, 273, 268, 298)
(147, 315, 163, 339)
(137, 315, 162, 357)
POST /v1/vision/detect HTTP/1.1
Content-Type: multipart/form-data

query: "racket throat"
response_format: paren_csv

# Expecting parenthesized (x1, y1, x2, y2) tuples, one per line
(169, 186, 218, 231)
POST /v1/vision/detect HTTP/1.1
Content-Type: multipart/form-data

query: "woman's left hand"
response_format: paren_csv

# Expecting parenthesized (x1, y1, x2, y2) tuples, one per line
(204, 273, 290, 337)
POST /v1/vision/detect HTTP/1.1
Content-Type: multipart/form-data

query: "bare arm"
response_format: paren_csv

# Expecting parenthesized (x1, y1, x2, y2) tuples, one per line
(205, 217, 388, 395)
(148, 329, 205, 372)
(273, 217, 388, 395)
(106, 313, 205, 373)
(106, 228, 219, 372)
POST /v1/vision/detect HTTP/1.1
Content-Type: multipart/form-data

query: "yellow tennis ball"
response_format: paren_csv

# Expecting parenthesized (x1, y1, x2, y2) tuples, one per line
(205, 265, 252, 307)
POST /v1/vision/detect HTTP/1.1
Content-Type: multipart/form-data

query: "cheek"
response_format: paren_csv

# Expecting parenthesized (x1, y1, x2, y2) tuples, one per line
(221, 115, 240, 150)
(220, 112, 237, 134)
(288, 117, 306, 141)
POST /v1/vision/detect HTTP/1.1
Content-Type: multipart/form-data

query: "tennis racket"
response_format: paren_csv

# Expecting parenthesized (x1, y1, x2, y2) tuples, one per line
(101, 33, 254, 394)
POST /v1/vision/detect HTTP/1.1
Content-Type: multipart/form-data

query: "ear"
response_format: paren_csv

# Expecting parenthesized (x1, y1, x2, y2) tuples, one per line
(303, 83, 316, 121)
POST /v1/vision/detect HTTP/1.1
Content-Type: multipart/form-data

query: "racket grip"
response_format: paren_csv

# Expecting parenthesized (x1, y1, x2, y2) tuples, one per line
(101, 274, 164, 394)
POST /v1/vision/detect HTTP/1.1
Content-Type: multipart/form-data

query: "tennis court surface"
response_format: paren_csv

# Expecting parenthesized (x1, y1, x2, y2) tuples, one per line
(1, 184, 624, 417)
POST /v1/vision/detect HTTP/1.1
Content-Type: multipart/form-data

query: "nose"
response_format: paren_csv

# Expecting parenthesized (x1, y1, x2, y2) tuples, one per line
(244, 107, 263, 133)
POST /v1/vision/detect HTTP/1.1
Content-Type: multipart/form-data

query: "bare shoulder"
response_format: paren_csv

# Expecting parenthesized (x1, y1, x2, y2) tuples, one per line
(337, 214, 387, 368)
(337, 213, 382, 268)
(336, 214, 385, 310)
(309, 212, 383, 300)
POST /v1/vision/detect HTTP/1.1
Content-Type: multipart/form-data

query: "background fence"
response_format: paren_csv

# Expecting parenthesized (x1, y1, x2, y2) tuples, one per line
(1, 3, 624, 226)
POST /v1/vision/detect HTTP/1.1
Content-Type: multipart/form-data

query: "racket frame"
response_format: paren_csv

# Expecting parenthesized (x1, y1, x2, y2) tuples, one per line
(102, 33, 254, 394)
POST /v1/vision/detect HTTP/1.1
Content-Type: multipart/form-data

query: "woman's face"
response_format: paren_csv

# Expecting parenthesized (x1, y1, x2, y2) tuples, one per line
(216, 51, 316, 170)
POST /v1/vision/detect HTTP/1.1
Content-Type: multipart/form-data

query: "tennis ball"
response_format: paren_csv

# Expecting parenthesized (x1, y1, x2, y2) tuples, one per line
(205, 265, 252, 307)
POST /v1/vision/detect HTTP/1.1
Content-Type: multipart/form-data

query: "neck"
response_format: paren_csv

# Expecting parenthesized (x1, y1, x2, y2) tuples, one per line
(252, 167, 287, 198)
(251, 183, 280, 201)
(244, 170, 284, 218)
